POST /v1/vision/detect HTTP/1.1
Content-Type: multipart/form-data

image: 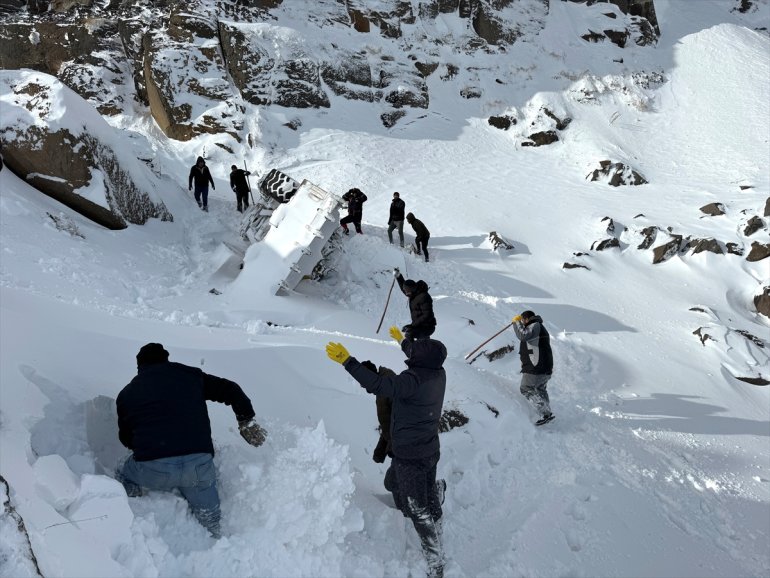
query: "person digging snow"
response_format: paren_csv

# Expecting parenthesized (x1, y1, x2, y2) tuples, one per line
(116, 343, 267, 538)
(326, 329, 447, 578)
(406, 212, 430, 262)
(511, 310, 555, 426)
(394, 267, 436, 341)
(229, 164, 251, 213)
(188, 156, 215, 212)
(340, 187, 368, 234)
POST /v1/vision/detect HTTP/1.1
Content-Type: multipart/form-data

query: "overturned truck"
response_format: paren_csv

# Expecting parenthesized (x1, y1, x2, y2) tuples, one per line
(238, 169, 344, 295)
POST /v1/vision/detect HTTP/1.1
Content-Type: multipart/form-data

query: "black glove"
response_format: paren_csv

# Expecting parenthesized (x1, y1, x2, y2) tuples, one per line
(373, 436, 389, 464)
(238, 418, 267, 448)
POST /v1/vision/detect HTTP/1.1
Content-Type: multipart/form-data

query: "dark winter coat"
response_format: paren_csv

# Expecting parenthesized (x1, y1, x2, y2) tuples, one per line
(342, 189, 368, 217)
(407, 216, 430, 239)
(389, 198, 406, 222)
(230, 169, 251, 193)
(117, 361, 255, 461)
(189, 157, 214, 190)
(344, 339, 447, 459)
(376, 366, 396, 450)
(513, 315, 553, 375)
(396, 273, 436, 333)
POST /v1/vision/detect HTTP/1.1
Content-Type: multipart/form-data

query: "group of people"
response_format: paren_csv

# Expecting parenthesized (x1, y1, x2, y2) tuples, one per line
(187, 157, 252, 213)
(160, 158, 553, 576)
(339, 188, 432, 263)
(188, 158, 432, 262)
(115, 281, 553, 578)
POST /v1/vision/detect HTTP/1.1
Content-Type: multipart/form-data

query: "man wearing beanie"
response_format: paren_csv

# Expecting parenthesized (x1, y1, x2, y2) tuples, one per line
(116, 343, 267, 538)
(511, 310, 555, 426)
(393, 268, 436, 341)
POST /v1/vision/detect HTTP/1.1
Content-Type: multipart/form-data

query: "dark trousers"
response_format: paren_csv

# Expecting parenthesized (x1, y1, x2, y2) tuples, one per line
(340, 213, 363, 233)
(403, 324, 435, 341)
(414, 235, 430, 261)
(193, 185, 209, 209)
(235, 189, 250, 211)
(384, 452, 444, 572)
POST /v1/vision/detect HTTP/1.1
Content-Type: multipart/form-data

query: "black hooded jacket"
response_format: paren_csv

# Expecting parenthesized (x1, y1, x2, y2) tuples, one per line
(117, 361, 255, 461)
(389, 197, 406, 222)
(407, 215, 430, 239)
(344, 339, 447, 459)
(342, 189, 368, 217)
(230, 168, 251, 193)
(188, 156, 214, 190)
(396, 273, 436, 332)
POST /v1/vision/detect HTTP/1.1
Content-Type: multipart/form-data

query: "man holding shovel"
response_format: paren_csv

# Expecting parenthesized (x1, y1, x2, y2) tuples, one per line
(229, 165, 252, 213)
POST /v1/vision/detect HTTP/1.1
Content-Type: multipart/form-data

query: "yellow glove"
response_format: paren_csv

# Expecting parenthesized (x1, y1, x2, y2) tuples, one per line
(389, 325, 404, 343)
(512, 315, 523, 324)
(325, 342, 350, 364)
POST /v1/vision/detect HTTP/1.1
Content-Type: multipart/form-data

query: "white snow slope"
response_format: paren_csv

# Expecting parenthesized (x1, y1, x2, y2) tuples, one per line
(1, 1, 769, 577)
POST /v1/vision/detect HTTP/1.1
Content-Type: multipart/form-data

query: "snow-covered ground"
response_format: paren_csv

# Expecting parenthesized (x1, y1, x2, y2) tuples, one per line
(1, 1, 769, 577)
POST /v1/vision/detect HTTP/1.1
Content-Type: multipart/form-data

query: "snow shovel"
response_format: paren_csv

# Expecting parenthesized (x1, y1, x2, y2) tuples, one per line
(376, 275, 397, 334)
(464, 322, 513, 361)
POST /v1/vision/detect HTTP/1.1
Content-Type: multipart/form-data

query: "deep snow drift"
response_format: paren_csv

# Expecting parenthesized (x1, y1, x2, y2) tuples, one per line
(1, 1, 769, 577)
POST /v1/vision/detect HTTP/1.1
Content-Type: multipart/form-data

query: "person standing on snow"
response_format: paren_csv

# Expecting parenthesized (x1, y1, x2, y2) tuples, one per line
(340, 187, 368, 235)
(388, 191, 406, 247)
(394, 267, 436, 341)
(511, 310, 555, 426)
(406, 212, 431, 262)
(229, 165, 251, 213)
(115, 343, 267, 538)
(188, 156, 215, 211)
(325, 329, 447, 578)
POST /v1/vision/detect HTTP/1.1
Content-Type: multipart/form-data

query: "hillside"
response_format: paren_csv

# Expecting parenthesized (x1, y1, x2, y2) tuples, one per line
(1, 1, 769, 577)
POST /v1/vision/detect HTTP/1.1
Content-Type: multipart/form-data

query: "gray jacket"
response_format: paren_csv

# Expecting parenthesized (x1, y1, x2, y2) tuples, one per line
(343, 339, 447, 459)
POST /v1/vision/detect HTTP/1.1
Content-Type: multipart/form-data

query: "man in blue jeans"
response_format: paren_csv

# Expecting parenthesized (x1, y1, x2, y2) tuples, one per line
(116, 343, 266, 538)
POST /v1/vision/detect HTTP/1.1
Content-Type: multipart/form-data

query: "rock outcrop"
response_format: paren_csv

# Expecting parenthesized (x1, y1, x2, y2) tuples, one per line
(0, 71, 171, 229)
(700, 202, 726, 216)
(755, 287, 770, 319)
(587, 160, 647, 186)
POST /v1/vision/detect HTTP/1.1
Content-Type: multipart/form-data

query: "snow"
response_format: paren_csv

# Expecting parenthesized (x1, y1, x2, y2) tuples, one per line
(1, 1, 769, 577)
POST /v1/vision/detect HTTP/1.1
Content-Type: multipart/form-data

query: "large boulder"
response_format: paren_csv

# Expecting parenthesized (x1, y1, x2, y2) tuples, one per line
(652, 234, 683, 264)
(689, 238, 723, 255)
(0, 71, 171, 229)
(744, 216, 764, 236)
(746, 242, 770, 262)
(700, 202, 725, 216)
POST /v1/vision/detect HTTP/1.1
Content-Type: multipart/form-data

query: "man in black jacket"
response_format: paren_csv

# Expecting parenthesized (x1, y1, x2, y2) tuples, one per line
(340, 187, 368, 234)
(326, 329, 447, 578)
(511, 310, 555, 426)
(188, 156, 215, 211)
(394, 268, 436, 341)
(116, 343, 266, 537)
(387, 192, 406, 247)
(406, 212, 430, 262)
(229, 165, 251, 213)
